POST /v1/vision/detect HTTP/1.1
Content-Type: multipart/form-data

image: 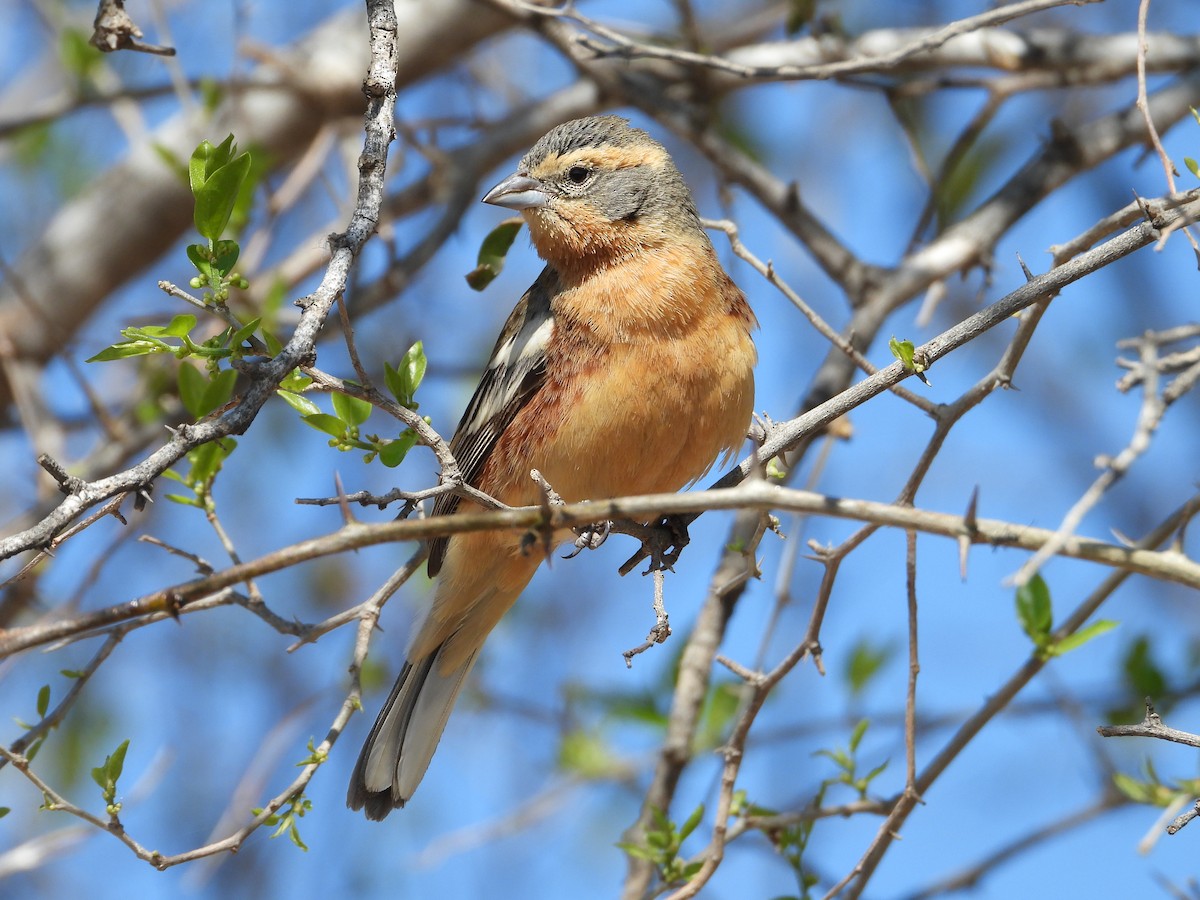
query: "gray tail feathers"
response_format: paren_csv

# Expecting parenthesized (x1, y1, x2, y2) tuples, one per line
(347, 643, 478, 820)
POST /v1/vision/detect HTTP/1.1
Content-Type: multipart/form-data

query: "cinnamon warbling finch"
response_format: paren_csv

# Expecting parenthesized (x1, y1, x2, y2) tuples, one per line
(347, 116, 757, 819)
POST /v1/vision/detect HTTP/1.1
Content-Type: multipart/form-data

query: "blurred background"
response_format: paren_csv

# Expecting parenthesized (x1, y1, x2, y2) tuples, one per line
(1, 1, 1199, 898)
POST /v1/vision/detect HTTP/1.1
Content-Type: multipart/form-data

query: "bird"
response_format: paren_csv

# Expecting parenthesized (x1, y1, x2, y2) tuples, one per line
(347, 115, 757, 819)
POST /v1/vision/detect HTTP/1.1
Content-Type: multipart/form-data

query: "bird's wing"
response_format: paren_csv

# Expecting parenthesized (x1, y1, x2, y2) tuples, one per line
(427, 267, 557, 575)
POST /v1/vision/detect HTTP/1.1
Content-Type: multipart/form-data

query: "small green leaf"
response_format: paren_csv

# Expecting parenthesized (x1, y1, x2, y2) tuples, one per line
(263, 329, 284, 357)
(698, 681, 740, 748)
(191, 137, 252, 242)
(844, 638, 894, 697)
(211, 239, 241, 278)
(378, 430, 418, 467)
(178, 363, 208, 418)
(91, 739, 130, 804)
(153, 143, 188, 184)
(679, 803, 705, 840)
(106, 740, 128, 782)
(1016, 574, 1053, 646)
(229, 316, 261, 350)
(888, 335, 931, 385)
(848, 719, 869, 753)
(279, 369, 312, 393)
(386, 341, 427, 408)
(0, 807, 9, 819)
(616, 842, 661, 863)
(277, 389, 321, 417)
(558, 730, 615, 779)
(189, 135, 235, 195)
(36, 685, 50, 718)
(86, 341, 161, 362)
(1123, 636, 1168, 700)
(331, 391, 372, 426)
(1112, 771, 1175, 807)
(681, 861, 704, 879)
(400, 341, 427, 403)
(465, 219, 523, 291)
(186, 438, 236, 489)
(59, 28, 102, 81)
(1185, 157, 1200, 180)
(200, 368, 238, 417)
(149, 314, 197, 338)
(199, 77, 224, 114)
(1050, 619, 1118, 656)
(187, 243, 215, 283)
(302, 413, 347, 438)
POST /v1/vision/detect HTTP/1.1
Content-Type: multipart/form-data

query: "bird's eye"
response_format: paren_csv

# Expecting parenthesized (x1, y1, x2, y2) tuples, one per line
(566, 165, 591, 184)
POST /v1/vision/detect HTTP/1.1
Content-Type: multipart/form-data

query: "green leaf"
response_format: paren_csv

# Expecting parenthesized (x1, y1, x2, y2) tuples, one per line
(187, 243, 215, 283)
(185, 438, 236, 490)
(1185, 157, 1200, 180)
(679, 803, 705, 840)
(211, 239, 241, 279)
(153, 143, 188, 184)
(1112, 771, 1175, 807)
(386, 341, 427, 408)
(844, 638, 894, 697)
(558, 731, 615, 779)
(263, 329, 284, 357)
(378, 430, 418, 467)
(178, 363, 208, 419)
(36, 685, 50, 718)
(130, 314, 196, 339)
(59, 28, 102, 81)
(277, 389, 321, 417)
(0, 807, 9, 819)
(616, 842, 661, 863)
(302, 413, 347, 438)
(698, 681, 740, 748)
(280, 369, 312, 393)
(1050, 619, 1117, 656)
(229, 316, 261, 350)
(331, 391, 372, 426)
(888, 335, 931, 385)
(400, 340, 427, 402)
(191, 137, 252, 242)
(1016, 574, 1053, 646)
(200, 368, 238, 417)
(848, 719, 869, 753)
(86, 341, 161, 362)
(91, 739, 130, 803)
(465, 219, 523, 291)
(1123, 636, 1168, 700)
(189, 135, 236, 195)
(199, 77, 224, 114)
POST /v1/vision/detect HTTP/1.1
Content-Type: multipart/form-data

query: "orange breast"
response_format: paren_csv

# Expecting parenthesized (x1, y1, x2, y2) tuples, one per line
(478, 243, 756, 511)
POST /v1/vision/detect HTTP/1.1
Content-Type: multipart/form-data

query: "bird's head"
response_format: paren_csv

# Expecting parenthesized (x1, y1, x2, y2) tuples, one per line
(483, 116, 702, 277)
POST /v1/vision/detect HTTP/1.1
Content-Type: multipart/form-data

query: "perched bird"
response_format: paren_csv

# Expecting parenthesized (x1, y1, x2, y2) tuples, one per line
(347, 116, 757, 819)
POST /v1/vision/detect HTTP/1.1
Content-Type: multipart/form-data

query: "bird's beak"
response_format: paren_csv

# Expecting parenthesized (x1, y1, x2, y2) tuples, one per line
(482, 173, 550, 210)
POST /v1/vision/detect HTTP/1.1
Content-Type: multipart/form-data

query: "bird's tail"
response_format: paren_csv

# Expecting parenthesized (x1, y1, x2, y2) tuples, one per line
(346, 640, 479, 820)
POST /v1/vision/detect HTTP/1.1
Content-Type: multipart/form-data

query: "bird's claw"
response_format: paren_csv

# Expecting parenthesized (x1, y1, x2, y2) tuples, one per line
(564, 519, 612, 558)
